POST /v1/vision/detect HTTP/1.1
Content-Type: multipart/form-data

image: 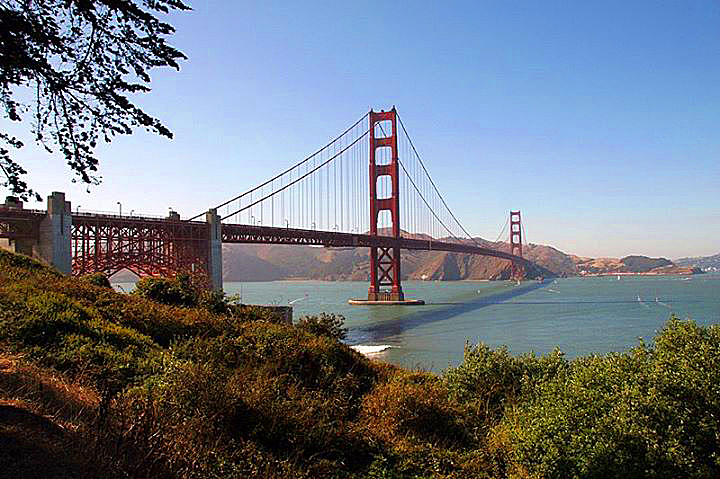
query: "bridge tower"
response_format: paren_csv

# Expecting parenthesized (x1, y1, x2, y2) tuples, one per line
(509, 210, 524, 280)
(367, 108, 404, 301)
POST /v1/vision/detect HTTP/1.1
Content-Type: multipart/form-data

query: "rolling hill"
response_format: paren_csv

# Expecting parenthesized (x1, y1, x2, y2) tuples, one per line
(221, 234, 700, 282)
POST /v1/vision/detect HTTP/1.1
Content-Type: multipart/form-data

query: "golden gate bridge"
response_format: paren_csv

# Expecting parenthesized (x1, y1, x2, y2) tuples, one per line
(0, 108, 539, 303)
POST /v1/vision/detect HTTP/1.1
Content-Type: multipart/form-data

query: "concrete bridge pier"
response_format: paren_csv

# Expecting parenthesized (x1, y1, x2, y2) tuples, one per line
(206, 208, 223, 291)
(38, 192, 72, 274)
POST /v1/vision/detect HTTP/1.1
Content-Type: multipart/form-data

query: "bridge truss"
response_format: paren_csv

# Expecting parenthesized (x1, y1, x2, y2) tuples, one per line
(71, 214, 209, 278)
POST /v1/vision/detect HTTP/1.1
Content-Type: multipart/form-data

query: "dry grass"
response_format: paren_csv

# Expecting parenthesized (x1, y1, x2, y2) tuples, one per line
(0, 353, 117, 478)
(0, 352, 99, 427)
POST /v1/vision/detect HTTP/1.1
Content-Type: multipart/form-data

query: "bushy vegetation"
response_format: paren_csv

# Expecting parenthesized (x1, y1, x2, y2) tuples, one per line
(133, 273, 235, 315)
(296, 312, 348, 340)
(445, 344, 568, 421)
(132, 273, 289, 322)
(2, 249, 720, 478)
(496, 317, 720, 478)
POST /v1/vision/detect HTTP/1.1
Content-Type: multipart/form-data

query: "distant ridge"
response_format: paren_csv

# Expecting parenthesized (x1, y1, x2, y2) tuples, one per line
(220, 237, 702, 282)
(674, 253, 720, 272)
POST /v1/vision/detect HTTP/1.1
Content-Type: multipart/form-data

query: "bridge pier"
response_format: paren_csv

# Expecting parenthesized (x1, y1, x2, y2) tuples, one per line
(509, 210, 524, 281)
(206, 208, 223, 291)
(0, 197, 34, 256)
(38, 192, 72, 274)
(349, 108, 424, 306)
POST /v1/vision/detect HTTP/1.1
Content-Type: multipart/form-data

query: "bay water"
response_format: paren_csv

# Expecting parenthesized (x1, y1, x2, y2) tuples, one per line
(222, 274, 720, 372)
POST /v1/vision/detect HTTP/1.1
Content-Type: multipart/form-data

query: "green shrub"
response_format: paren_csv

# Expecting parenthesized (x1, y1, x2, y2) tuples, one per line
(0, 249, 61, 278)
(132, 274, 200, 308)
(132, 274, 257, 317)
(172, 320, 377, 395)
(0, 288, 161, 395)
(500, 318, 720, 479)
(7, 248, 720, 479)
(296, 313, 348, 340)
(80, 272, 112, 288)
(444, 342, 568, 421)
(10, 291, 94, 345)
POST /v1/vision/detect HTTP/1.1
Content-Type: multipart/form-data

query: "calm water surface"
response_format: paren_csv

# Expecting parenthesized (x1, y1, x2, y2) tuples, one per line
(219, 274, 720, 372)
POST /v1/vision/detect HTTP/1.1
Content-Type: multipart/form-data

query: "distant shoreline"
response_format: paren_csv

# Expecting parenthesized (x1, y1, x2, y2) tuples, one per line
(578, 271, 703, 278)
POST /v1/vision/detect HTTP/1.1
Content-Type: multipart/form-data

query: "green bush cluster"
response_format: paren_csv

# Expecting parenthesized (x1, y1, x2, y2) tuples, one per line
(498, 317, 720, 478)
(80, 272, 112, 288)
(445, 343, 568, 421)
(132, 273, 290, 323)
(3, 249, 720, 478)
(132, 274, 225, 312)
(296, 312, 348, 340)
(115, 326, 380, 477)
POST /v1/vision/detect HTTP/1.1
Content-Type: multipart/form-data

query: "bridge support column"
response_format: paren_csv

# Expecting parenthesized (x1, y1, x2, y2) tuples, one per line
(38, 192, 72, 274)
(367, 108, 404, 302)
(510, 210, 524, 280)
(206, 208, 223, 292)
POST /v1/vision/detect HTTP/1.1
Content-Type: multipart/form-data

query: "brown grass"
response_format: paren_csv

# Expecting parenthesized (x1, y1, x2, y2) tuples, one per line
(0, 352, 99, 427)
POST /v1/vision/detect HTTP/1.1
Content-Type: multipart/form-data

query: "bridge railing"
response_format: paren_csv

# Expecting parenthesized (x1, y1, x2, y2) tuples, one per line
(0, 206, 48, 216)
(72, 210, 168, 220)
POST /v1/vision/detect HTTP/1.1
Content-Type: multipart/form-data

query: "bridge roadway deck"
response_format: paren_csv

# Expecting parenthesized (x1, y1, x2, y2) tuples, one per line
(2, 210, 527, 267)
(221, 223, 529, 266)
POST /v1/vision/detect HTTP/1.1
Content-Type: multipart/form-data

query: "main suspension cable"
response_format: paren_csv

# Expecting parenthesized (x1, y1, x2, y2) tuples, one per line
(221, 128, 370, 221)
(397, 113, 481, 246)
(187, 112, 370, 221)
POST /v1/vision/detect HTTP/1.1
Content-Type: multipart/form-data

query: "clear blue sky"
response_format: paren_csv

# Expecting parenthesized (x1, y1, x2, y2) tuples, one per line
(8, 0, 720, 258)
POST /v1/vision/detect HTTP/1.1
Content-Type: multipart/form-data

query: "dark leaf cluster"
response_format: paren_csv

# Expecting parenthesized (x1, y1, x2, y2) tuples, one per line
(0, 0, 190, 200)
(296, 312, 348, 341)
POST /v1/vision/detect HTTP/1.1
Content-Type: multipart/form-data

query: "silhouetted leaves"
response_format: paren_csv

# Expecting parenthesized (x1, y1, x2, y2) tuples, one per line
(0, 0, 190, 200)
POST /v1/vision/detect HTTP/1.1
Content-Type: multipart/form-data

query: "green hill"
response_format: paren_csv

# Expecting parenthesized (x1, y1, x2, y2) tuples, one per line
(620, 255, 673, 272)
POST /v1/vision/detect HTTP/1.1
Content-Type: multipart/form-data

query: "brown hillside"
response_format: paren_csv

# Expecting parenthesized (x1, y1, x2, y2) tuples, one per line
(222, 237, 561, 281)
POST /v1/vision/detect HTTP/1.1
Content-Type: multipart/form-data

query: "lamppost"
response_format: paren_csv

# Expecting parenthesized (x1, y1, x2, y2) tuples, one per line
(76, 205, 81, 214)
(117, 202, 122, 216)
(251, 215, 255, 225)
(285, 219, 289, 228)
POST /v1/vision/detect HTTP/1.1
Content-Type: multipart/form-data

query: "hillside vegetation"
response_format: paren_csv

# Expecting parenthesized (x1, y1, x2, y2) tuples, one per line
(1, 249, 719, 478)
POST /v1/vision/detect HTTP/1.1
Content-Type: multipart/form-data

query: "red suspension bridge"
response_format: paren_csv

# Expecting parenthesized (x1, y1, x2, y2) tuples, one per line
(0, 108, 540, 302)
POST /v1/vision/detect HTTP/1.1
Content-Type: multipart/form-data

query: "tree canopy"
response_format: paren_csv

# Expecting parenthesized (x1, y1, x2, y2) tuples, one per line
(0, 0, 190, 200)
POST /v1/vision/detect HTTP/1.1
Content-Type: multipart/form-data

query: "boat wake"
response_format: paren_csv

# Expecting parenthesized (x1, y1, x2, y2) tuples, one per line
(637, 295, 650, 308)
(655, 297, 672, 308)
(351, 344, 392, 356)
(288, 295, 308, 305)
